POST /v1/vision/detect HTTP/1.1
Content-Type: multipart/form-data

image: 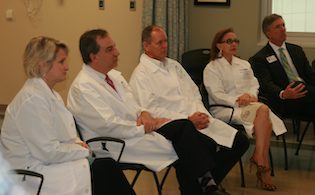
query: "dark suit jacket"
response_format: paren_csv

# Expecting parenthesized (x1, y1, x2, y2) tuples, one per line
(249, 42, 315, 114)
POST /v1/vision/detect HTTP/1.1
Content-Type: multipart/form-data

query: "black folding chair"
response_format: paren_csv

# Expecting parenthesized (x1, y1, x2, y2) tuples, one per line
(198, 83, 249, 186)
(10, 169, 44, 195)
(181, 48, 211, 86)
(276, 114, 313, 156)
(75, 121, 172, 195)
(259, 94, 314, 168)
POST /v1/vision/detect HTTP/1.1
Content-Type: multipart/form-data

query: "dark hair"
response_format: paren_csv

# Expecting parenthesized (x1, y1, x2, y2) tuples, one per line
(141, 25, 162, 43)
(210, 28, 234, 61)
(79, 29, 108, 64)
(262, 14, 283, 37)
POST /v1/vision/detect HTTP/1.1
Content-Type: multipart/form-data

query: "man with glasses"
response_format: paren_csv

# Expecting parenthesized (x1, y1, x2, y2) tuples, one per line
(249, 14, 315, 119)
(129, 25, 249, 194)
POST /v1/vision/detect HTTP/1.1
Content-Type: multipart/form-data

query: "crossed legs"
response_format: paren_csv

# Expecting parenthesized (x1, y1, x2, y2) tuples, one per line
(251, 104, 276, 191)
(157, 119, 249, 194)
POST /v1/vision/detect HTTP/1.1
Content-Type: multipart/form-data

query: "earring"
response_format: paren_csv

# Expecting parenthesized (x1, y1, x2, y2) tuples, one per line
(218, 49, 222, 58)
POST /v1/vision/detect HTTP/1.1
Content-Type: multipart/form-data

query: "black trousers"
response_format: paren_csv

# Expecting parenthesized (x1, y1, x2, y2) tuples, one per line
(90, 158, 135, 195)
(157, 119, 249, 195)
(282, 92, 315, 119)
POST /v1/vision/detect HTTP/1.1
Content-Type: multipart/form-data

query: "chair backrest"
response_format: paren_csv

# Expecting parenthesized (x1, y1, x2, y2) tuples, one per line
(199, 83, 210, 111)
(10, 169, 44, 195)
(199, 83, 235, 124)
(181, 48, 211, 86)
(74, 118, 125, 162)
(73, 119, 170, 195)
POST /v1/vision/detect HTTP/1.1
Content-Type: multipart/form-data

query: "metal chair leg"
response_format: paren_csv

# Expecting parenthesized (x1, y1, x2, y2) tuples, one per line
(269, 148, 274, 176)
(293, 119, 301, 142)
(282, 134, 288, 170)
(131, 169, 142, 187)
(152, 172, 162, 195)
(295, 121, 311, 155)
(239, 159, 245, 187)
(160, 166, 172, 190)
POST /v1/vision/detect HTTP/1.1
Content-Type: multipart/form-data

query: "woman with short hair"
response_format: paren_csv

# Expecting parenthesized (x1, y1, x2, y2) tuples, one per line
(0, 36, 134, 195)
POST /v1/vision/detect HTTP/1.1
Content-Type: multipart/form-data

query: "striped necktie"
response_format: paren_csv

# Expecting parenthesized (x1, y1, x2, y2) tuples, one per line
(105, 74, 117, 92)
(278, 48, 298, 82)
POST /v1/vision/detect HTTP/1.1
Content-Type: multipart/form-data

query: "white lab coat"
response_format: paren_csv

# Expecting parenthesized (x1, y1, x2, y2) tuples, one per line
(67, 65, 178, 172)
(0, 78, 91, 195)
(129, 53, 237, 148)
(203, 56, 287, 137)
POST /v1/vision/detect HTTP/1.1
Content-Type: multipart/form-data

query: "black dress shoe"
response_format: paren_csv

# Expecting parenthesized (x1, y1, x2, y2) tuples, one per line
(205, 189, 228, 195)
(204, 186, 231, 195)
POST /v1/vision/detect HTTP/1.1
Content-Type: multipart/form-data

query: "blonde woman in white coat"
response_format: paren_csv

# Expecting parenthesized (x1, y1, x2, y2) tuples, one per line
(0, 37, 134, 195)
(203, 28, 286, 191)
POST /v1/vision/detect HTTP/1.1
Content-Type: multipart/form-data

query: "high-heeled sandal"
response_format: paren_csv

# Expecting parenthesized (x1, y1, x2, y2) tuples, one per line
(249, 157, 258, 172)
(256, 165, 277, 191)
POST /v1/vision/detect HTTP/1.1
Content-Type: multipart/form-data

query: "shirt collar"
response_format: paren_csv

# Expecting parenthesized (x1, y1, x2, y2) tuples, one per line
(217, 56, 240, 66)
(269, 41, 287, 52)
(140, 53, 169, 73)
(83, 64, 121, 81)
(28, 77, 62, 101)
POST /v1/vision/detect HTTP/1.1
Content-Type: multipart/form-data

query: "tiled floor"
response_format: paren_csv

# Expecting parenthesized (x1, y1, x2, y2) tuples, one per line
(124, 120, 315, 195)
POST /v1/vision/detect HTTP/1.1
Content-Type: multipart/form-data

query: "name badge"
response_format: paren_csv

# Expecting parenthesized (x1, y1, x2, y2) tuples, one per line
(266, 55, 277, 63)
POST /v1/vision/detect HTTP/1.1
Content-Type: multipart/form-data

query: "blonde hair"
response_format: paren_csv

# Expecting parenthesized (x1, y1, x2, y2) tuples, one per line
(23, 36, 68, 78)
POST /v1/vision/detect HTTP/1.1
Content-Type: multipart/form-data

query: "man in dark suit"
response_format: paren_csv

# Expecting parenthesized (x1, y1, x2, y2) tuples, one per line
(249, 14, 315, 118)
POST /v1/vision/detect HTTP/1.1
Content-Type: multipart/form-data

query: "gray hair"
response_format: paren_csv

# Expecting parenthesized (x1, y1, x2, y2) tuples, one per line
(262, 14, 283, 37)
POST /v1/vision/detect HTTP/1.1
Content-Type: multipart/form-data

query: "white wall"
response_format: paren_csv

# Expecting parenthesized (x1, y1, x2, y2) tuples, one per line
(0, 0, 143, 104)
(1, 0, 314, 105)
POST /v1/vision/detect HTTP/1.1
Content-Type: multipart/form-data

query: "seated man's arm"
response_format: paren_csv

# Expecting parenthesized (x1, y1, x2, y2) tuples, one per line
(68, 86, 145, 140)
(137, 111, 170, 133)
(188, 112, 209, 130)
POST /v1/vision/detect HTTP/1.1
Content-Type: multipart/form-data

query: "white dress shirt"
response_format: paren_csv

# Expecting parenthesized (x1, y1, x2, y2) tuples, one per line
(269, 41, 302, 81)
(1, 78, 91, 195)
(129, 53, 237, 148)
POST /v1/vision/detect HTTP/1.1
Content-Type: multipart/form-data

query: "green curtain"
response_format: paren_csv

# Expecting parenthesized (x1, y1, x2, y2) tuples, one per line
(142, 0, 189, 61)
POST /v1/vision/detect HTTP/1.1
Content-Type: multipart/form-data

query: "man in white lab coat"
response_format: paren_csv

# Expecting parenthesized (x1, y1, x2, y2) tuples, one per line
(129, 25, 250, 184)
(68, 29, 233, 195)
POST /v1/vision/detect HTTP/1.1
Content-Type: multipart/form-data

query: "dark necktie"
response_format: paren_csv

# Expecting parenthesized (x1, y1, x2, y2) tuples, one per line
(105, 74, 117, 92)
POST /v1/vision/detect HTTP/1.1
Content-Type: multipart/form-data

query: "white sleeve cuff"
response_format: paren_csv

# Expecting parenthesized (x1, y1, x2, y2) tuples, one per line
(279, 90, 285, 100)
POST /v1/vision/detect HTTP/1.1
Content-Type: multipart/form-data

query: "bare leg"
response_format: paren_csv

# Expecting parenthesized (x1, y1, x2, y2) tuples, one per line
(253, 105, 272, 166)
(252, 104, 276, 190)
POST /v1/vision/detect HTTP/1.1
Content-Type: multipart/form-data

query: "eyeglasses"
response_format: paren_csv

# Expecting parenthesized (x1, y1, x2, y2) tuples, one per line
(221, 38, 240, 45)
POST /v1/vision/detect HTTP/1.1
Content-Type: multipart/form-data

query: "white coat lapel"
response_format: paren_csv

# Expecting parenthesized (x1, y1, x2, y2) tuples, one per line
(109, 71, 141, 115)
(33, 78, 76, 140)
(168, 62, 186, 95)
